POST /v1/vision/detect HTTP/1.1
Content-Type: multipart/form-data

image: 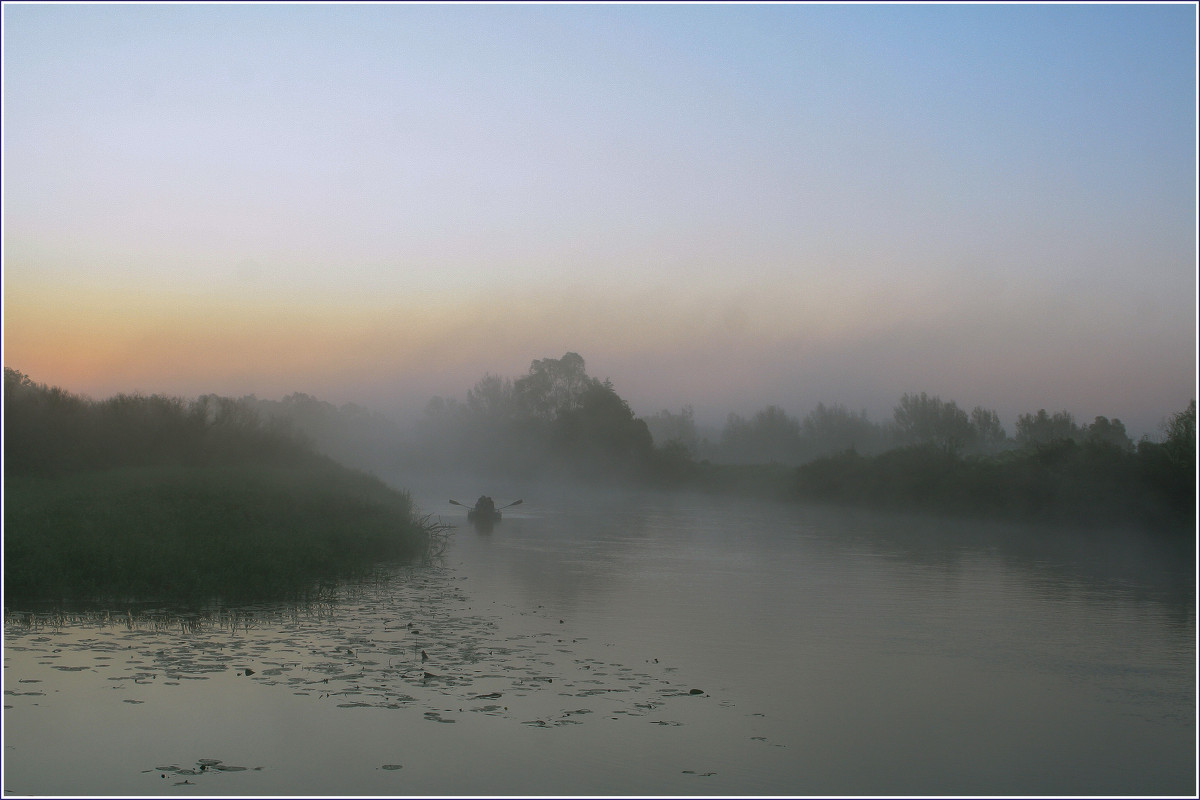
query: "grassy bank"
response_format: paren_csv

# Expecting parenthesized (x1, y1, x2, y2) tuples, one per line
(4, 463, 435, 603)
(3, 369, 438, 604)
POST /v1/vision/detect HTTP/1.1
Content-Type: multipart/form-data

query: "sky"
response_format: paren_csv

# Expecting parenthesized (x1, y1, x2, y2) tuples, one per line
(3, 2, 1196, 438)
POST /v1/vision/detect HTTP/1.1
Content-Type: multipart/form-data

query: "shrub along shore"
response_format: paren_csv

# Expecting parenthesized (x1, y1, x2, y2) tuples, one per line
(3, 369, 439, 604)
(4, 363, 1194, 603)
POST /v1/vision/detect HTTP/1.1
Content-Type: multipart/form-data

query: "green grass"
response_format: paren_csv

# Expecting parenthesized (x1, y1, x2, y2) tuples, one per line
(4, 463, 437, 603)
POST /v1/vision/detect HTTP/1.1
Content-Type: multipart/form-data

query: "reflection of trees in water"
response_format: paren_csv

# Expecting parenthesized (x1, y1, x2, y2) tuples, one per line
(469, 493, 1195, 636)
(1, 563, 454, 636)
(811, 504, 1195, 629)
(3, 601, 344, 636)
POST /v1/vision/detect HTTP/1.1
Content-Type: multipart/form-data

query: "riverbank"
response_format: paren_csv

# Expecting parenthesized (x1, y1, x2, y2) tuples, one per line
(790, 440, 1196, 536)
(2, 368, 440, 604)
(4, 462, 437, 603)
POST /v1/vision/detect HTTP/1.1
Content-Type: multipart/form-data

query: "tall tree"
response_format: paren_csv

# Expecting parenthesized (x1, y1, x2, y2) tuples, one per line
(1084, 416, 1132, 450)
(553, 380, 653, 472)
(1162, 399, 1196, 468)
(466, 373, 516, 423)
(969, 406, 1009, 452)
(893, 392, 974, 450)
(720, 405, 802, 464)
(514, 352, 594, 421)
(1015, 409, 1080, 447)
(800, 402, 882, 457)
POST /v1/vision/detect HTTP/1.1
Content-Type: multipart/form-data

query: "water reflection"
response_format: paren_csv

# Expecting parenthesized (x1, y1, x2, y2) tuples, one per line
(4, 488, 1195, 796)
(4, 564, 755, 795)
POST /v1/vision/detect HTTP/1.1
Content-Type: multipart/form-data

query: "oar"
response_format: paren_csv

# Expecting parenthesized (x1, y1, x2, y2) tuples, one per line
(451, 498, 522, 509)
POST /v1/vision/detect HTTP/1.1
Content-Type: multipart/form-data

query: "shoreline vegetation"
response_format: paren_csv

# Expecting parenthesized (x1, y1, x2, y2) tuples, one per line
(3, 368, 443, 604)
(4, 356, 1195, 604)
(406, 353, 1195, 536)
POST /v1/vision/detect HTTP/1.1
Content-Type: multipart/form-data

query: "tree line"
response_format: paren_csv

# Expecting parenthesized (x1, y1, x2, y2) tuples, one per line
(407, 353, 1195, 532)
(7, 355, 1192, 535)
(644, 392, 1147, 467)
(3, 367, 315, 476)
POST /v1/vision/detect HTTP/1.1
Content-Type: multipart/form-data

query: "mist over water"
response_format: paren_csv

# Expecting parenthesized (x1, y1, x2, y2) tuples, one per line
(5, 480, 1193, 796)
(4, 4, 1195, 795)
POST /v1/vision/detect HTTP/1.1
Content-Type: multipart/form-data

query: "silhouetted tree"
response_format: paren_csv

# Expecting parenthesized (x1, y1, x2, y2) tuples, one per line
(514, 352, 593, 421)
(893, 392, 974, 451)
(720, 405, 802, 464)
(3, 370, 313, 475)
(466, 373, 516, 423)
(969, 406, 1009, 453)
(553, 380, 653, 475)
(799, 402, 884, 458)
(1015, 409, 1080, 447)
(1161, 400, 1196, 467)
(1084, 416, 1133, 451)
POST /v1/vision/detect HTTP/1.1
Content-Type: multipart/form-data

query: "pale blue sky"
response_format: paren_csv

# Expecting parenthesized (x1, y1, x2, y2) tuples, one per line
(3, 3, 1196, 436)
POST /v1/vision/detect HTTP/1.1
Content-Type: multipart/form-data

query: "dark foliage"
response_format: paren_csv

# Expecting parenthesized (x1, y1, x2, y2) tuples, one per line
(403, 356, 1194, 535)
(4, 465, 430, 602)
(408, 353, 658, 482)
(794, 423, 1195, 534)
(4, 368, 312, 476)
(3, 369, 435, 603)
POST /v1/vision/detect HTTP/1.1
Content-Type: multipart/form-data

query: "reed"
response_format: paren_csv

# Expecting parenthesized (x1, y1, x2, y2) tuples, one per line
(4, 462, 440, 604)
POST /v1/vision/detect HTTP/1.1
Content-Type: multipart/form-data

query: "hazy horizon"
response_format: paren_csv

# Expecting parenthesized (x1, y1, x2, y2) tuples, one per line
(3, 4, 1196, 441)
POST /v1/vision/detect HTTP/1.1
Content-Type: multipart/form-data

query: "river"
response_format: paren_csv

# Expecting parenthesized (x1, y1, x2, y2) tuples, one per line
(3, 481, 1195, 796)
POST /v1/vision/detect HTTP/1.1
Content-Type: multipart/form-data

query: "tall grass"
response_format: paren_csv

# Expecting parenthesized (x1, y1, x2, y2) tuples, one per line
(3, 369, 440, 603)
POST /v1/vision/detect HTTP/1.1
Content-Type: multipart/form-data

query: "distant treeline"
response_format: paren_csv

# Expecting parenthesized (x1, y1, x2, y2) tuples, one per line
(3, 368, 438, 603)
(793, 432, 1195, 533)
(7, 352, 1192, 575)
(647, 394, 1145, 465)
(4, 369, 312, 476)
(408, 353, 1195, 533)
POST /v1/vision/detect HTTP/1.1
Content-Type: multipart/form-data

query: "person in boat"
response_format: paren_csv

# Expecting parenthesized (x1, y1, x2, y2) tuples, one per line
(474, 496, 495, 516)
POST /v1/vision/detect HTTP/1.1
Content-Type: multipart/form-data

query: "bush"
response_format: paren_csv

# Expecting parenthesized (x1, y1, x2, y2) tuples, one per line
(793, 434, 1194, 534)
(4, 464, 433, 603)
(3, 369, 437, 603)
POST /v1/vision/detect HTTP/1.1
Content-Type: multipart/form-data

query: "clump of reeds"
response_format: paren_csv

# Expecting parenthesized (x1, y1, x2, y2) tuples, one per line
(3, 369, 443, 603)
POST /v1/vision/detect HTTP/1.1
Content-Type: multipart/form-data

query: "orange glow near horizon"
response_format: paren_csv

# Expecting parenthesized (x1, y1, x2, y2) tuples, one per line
(5, 278, 905, 400)
(4, 274, 1193, 440)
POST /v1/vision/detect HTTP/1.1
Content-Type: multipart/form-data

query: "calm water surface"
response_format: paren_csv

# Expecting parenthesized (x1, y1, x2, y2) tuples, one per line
(3, 482, 1195, 796)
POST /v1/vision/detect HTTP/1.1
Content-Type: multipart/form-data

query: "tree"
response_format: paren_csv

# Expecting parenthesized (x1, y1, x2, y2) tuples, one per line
(1084, 416, 1132, 451)
(719, 405, 802, 464)
(969, 406, 1009, 452)
(552, 380, 653, 474)
(1162, 399, 1196, 468)
(892, 392, 974, 451)
(466, 373, 516, 423)
(800, 402, 883, 458)
(514, 352, 594, 421)
(1015, 409, 1080, 447)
